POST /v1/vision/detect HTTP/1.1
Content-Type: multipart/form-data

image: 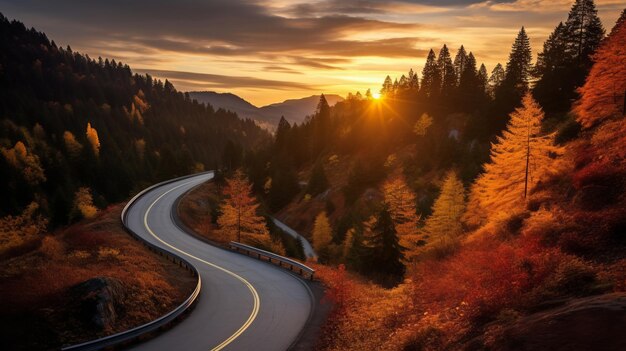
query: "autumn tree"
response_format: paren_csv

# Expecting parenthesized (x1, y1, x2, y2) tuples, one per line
(383, 177, 419, 250)
(86, 122, 100, 157)
(1, 141, 46, 185)
(312, 211, 333, 256)
(574, 10, 625, 128)
(63, 131, 83, 158)
(421, 171, 465, 252)
(0, 202, 48, 255)
(73, 187, 98, 219)
(465, 93, 562, 227)
(217, 170, 269, 242)
(413, 113, 433, 137)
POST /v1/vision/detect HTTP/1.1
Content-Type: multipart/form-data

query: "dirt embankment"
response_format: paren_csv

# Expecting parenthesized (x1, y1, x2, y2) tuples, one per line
(0, 204, 196, 350)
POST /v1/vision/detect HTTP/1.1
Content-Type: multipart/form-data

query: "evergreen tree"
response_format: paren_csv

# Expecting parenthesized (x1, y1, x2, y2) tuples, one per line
(408, 68, 419, 92)
(534, 0, 605, 113)
(502, 27, 533, 95)
(420, 49, 441, 99)
(275, 116, 291, 150)
(465, 93, 562, 227)
(453, 45, 468, 85)
(362, 206, 405, 286)
(564, 0, 605, 61)
(438, 44, 457, 99)
(488, 63, 505, 97)
(306, 161, 329, 196)
(381, 75, 394, 97)
(312, 94, 331, 157)
(478, 63, 489, 94)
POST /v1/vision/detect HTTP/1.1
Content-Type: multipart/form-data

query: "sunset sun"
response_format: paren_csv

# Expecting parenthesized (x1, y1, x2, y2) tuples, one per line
(372, 92, 381, 100)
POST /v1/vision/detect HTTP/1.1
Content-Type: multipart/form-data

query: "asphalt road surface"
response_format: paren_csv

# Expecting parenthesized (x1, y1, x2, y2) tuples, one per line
(125, 172, 313, 351)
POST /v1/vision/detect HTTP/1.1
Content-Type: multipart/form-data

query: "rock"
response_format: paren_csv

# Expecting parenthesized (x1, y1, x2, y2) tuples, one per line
(70, 277, 126, 331)
(484, 293, 626, 351)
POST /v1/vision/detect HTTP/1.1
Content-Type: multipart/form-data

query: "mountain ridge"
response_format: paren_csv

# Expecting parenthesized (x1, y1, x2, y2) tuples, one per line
(188, 91, 343, 129)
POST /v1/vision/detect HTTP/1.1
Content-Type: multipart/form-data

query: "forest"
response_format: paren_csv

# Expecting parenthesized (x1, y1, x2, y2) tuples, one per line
(1, 0, 625, 350)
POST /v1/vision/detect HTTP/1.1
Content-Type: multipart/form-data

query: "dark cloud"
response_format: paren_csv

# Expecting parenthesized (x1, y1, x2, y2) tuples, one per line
(134, 68, 317, 90)
(0, 0, 423, 59)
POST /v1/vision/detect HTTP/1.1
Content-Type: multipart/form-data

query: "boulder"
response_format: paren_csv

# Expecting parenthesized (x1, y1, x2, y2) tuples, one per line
(70, 277, 126, 331)
(485, 293, 626, 351)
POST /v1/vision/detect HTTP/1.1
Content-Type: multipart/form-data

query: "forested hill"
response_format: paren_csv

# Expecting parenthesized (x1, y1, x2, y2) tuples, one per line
(0, 14, 270, 226)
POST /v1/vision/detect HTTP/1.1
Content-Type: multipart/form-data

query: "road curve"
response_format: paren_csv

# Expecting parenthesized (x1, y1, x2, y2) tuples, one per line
(125, 172, 313, 351)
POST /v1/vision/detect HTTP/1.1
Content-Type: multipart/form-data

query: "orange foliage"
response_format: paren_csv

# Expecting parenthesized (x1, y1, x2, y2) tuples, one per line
(574, 14, 626, 128)
(86, 122, 100, 156)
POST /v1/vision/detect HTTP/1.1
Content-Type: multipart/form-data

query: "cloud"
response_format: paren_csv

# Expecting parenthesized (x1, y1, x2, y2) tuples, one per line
(134, 68, 318, 90)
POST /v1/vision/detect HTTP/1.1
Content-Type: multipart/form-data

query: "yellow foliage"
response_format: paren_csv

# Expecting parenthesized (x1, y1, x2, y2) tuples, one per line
(413, 113, 433, 136)
(383, 176, 420, 254)
(312, 211, 333, 253)
(0, 202, 48, 255)
(1, 141, 46, 185)
(465, 93, 563, 228)
(63, 131, 83, 158)
(422, 171, 465, 248)
(217, 170, 269, 243)
(85, 122, 100, 156)
(74, 187, 98, 219)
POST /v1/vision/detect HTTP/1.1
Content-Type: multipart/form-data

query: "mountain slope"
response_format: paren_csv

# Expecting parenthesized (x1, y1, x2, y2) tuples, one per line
(0, 14, 269, 226)
(188, 91, 343, 128)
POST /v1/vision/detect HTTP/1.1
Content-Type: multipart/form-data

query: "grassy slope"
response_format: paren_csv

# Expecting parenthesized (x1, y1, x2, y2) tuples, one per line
(0, 204, 196, 350)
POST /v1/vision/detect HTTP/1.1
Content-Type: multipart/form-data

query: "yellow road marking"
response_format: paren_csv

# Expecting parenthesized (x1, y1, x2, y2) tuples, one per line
(143, 179, 260, 351)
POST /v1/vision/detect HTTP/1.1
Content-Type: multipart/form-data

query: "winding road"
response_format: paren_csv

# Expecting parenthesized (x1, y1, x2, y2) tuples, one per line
(125, 172, 313, 350)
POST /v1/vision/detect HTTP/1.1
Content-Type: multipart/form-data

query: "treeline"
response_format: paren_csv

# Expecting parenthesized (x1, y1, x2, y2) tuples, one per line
(0, 14, 269, 226)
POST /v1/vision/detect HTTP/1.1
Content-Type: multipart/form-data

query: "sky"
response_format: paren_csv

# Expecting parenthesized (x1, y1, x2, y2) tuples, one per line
(1, 0, 623, 106)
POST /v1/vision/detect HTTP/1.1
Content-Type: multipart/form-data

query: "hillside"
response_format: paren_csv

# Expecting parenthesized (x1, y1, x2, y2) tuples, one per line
(188, 91, 343, 129)
(0, 14, 269, 226)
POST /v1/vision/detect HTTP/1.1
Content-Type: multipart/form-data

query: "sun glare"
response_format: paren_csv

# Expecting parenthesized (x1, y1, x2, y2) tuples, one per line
(372, 92, 381, 99)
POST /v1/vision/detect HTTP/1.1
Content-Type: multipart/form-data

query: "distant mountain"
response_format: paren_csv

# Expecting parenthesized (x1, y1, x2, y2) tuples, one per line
(188, 91, 343, 129)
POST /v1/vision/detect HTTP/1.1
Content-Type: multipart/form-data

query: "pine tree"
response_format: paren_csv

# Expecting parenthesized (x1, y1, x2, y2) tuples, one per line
(438, 44, 457, 99)
(312, 211, 333, 254)
(362, 206, 405, 286)
(534, 0, 605, 113)
(574, 12, 626, 128)
(306, 161, 329, 196)
(381, 75, 393, 97)
(454, 45, 468, 84)
(420, 49, 441, 99)
(312, 94, 331, 157)
(488, 63, 505, 97)
(465, 93, 562, 227)
(218, 170, 269, 242)
(564, 0, 605, 61)
(503, 27, 533, 93)
(275, 116, 291, 150)
(408, 68, 419, 92)
(478, 64, 489, 94)
(422, 170, 465, 246)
